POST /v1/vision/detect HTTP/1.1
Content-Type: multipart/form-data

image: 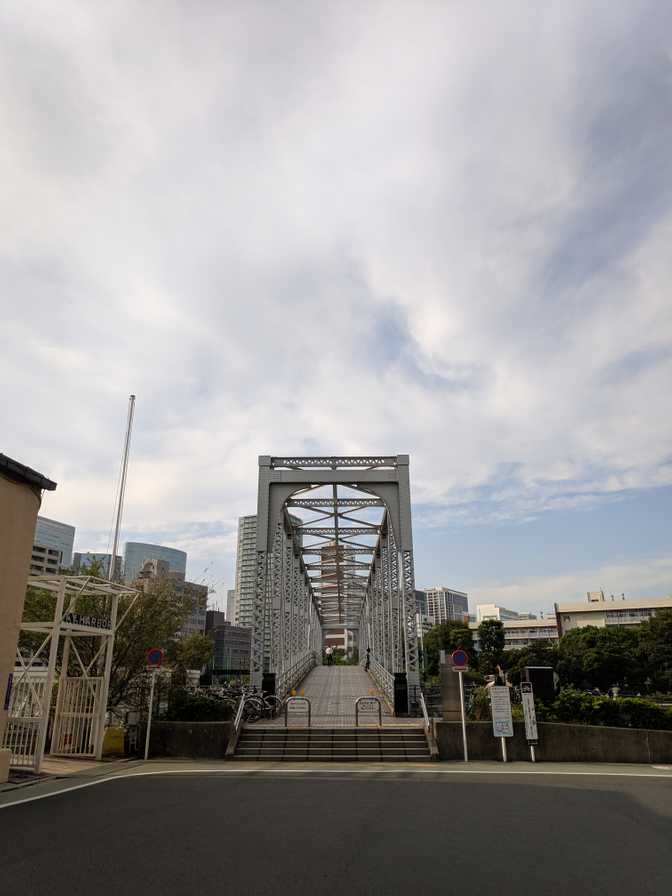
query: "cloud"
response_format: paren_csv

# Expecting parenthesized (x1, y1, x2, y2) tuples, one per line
(1, 2, 671, 587)
(468, 553, 672, 613)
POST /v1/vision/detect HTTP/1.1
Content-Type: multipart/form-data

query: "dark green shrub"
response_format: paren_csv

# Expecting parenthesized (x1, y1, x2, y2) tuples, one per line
(546, 689, 672, 730)
(163, 688, 233, 722)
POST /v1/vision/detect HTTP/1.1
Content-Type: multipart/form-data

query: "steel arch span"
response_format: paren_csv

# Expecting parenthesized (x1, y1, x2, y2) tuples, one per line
(251, 455, 419, 708)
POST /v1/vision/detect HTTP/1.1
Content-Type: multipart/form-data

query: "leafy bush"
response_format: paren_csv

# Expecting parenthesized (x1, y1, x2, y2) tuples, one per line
(543, 689, 672, 730)
(467, 686, 492, 721)
(163, 688, 233, 722)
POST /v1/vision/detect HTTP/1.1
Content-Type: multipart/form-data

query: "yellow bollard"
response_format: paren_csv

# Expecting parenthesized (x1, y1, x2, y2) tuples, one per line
(102, 727, 125, 756)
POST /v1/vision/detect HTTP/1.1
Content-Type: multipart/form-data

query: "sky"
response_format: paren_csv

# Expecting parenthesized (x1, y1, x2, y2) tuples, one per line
(1, 1, 671, 613)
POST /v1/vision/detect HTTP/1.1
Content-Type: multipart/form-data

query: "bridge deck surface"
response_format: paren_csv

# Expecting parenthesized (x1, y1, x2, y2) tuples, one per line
(259, 666, 419, 727)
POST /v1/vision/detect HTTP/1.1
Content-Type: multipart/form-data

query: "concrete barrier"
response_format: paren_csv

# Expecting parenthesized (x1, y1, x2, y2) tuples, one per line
(146, 721, 233, 759)
(434, 721, 672, 763)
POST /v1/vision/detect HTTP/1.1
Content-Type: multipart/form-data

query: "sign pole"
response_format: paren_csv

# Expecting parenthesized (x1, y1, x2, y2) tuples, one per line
(458, 669, 468, 762)
(501, 736, 507, 763)
(520, 681, 539, 763)
(144, 667, 157, 761)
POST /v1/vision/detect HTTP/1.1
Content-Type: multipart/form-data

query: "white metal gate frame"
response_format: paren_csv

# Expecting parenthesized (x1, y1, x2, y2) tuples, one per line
(2, 574, 140, 772)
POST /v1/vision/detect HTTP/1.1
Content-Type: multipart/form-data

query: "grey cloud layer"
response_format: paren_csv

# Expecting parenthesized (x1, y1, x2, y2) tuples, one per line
(1, 1, 671, 582)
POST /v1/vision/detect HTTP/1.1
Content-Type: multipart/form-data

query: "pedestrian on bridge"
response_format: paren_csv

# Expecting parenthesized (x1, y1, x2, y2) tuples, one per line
(325, 646, 333, 665)
(365, 646, 371, 672)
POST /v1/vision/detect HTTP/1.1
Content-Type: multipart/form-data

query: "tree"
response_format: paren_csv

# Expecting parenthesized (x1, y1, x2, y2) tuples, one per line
(556, 625, 644, 692)
(20, 568, 201, 709)
(167, 633, 214, 680)
(423, 622, 475, 677)
(637, 609, 672, 693)
(503, 642, 558, 684)
(477, 619, 505, 674)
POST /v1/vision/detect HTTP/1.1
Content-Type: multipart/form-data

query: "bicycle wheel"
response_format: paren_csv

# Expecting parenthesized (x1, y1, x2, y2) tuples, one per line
(263, 695, 282, 718)
(242, 696, 264, 723)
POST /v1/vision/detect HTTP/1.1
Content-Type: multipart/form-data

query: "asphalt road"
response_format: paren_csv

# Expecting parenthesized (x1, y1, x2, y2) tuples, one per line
(1, 771, 671, 895)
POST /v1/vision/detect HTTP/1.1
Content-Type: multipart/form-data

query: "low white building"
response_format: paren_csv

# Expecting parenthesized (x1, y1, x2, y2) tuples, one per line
(470, 617, 559, 651)
(555, 593, 672, 635)
(476, 603, 536, 623)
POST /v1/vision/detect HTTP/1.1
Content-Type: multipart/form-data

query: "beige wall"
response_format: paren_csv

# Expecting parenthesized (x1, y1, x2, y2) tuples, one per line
(558, 610, 607, 632)
(0, 474, 41, 782)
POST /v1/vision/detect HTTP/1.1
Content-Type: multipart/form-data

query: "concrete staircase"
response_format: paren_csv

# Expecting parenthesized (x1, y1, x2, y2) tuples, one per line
(232, 726, 432, 762)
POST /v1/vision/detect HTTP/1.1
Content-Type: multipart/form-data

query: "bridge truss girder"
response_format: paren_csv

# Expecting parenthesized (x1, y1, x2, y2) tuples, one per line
(251, 455, 419, 707)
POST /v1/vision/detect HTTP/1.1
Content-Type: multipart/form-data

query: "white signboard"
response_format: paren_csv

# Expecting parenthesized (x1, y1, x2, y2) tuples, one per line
(521, 682, 538, 742)
(490, 686, 514, 738)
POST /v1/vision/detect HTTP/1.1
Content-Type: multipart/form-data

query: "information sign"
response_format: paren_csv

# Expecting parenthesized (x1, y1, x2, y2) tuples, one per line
(521, 682, 538, 743)
(490, 685, 514, 738)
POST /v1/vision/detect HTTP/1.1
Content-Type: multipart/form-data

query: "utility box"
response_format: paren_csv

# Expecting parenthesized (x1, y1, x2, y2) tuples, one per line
(393, 672, 408, 715)
(262, 672, 276, 696)
(524, 666, 555, 702)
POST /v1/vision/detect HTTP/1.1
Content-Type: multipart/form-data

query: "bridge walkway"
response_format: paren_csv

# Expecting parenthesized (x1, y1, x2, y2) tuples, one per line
(257, 665, 420, 728)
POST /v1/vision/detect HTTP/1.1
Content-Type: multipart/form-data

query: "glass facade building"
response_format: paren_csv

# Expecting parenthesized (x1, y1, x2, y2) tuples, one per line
(33, 515, 75, 569)
(123, 542, 187, 584)
(73, 552, 122, 579)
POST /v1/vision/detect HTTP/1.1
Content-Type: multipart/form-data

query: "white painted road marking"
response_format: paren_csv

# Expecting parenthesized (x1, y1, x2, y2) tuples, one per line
(2, 764, 672, 809)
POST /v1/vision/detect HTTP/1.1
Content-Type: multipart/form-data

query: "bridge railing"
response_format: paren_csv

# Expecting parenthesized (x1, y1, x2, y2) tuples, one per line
(419, 690, 430, 733)
(366, 658, 395, 707)
(284, 696, 311, 727)
(278, 650, 316, 697)
(355, 696, 382, 727)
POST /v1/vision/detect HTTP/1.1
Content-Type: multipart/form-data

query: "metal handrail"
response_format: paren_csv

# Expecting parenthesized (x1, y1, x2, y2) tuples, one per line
(419, 690, 430, 733)
(233, 695, 245, 732)
(284, 696, 311, 727)
(367, 659, 394, 707)
(355, 696, 382, 727)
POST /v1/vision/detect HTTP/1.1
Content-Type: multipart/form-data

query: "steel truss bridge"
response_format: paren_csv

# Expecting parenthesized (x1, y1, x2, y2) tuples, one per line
(252, 455, 419, 708)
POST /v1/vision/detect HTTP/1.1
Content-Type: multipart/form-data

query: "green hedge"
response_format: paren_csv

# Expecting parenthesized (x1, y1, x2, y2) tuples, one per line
(540, 689, 672, 730)
(163, 688, 234, 722)
(468, 686, 672, 730)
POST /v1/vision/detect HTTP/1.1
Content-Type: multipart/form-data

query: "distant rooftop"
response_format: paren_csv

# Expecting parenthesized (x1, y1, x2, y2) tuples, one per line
(555, 596, 672, 613)
(0, 453, 56, 491)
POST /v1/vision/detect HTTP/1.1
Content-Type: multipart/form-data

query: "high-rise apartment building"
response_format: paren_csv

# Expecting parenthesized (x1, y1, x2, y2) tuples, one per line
(233, 516, 257, 627)
(233, 514, 302, 627)
(32, 515, 75, 573)
(123, 542, 187, 584)
(424, 586, 469, 625)
(226, 589, 236, 622)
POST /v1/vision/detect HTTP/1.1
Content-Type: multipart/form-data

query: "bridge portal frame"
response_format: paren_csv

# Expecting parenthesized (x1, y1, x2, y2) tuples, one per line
(251, 456, 419, 703)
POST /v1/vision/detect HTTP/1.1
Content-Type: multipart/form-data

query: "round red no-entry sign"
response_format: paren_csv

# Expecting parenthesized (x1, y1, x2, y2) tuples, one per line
(451, 648, 469, 670)
(147, 647, 164, 668)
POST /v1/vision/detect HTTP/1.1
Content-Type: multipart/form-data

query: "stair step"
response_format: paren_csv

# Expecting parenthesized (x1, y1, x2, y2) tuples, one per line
(233, 723, 431, 762)
(232, 755, 432, 762)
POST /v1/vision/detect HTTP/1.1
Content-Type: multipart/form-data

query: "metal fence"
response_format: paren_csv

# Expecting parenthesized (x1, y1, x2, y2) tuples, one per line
(2, 673, 48, 769)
